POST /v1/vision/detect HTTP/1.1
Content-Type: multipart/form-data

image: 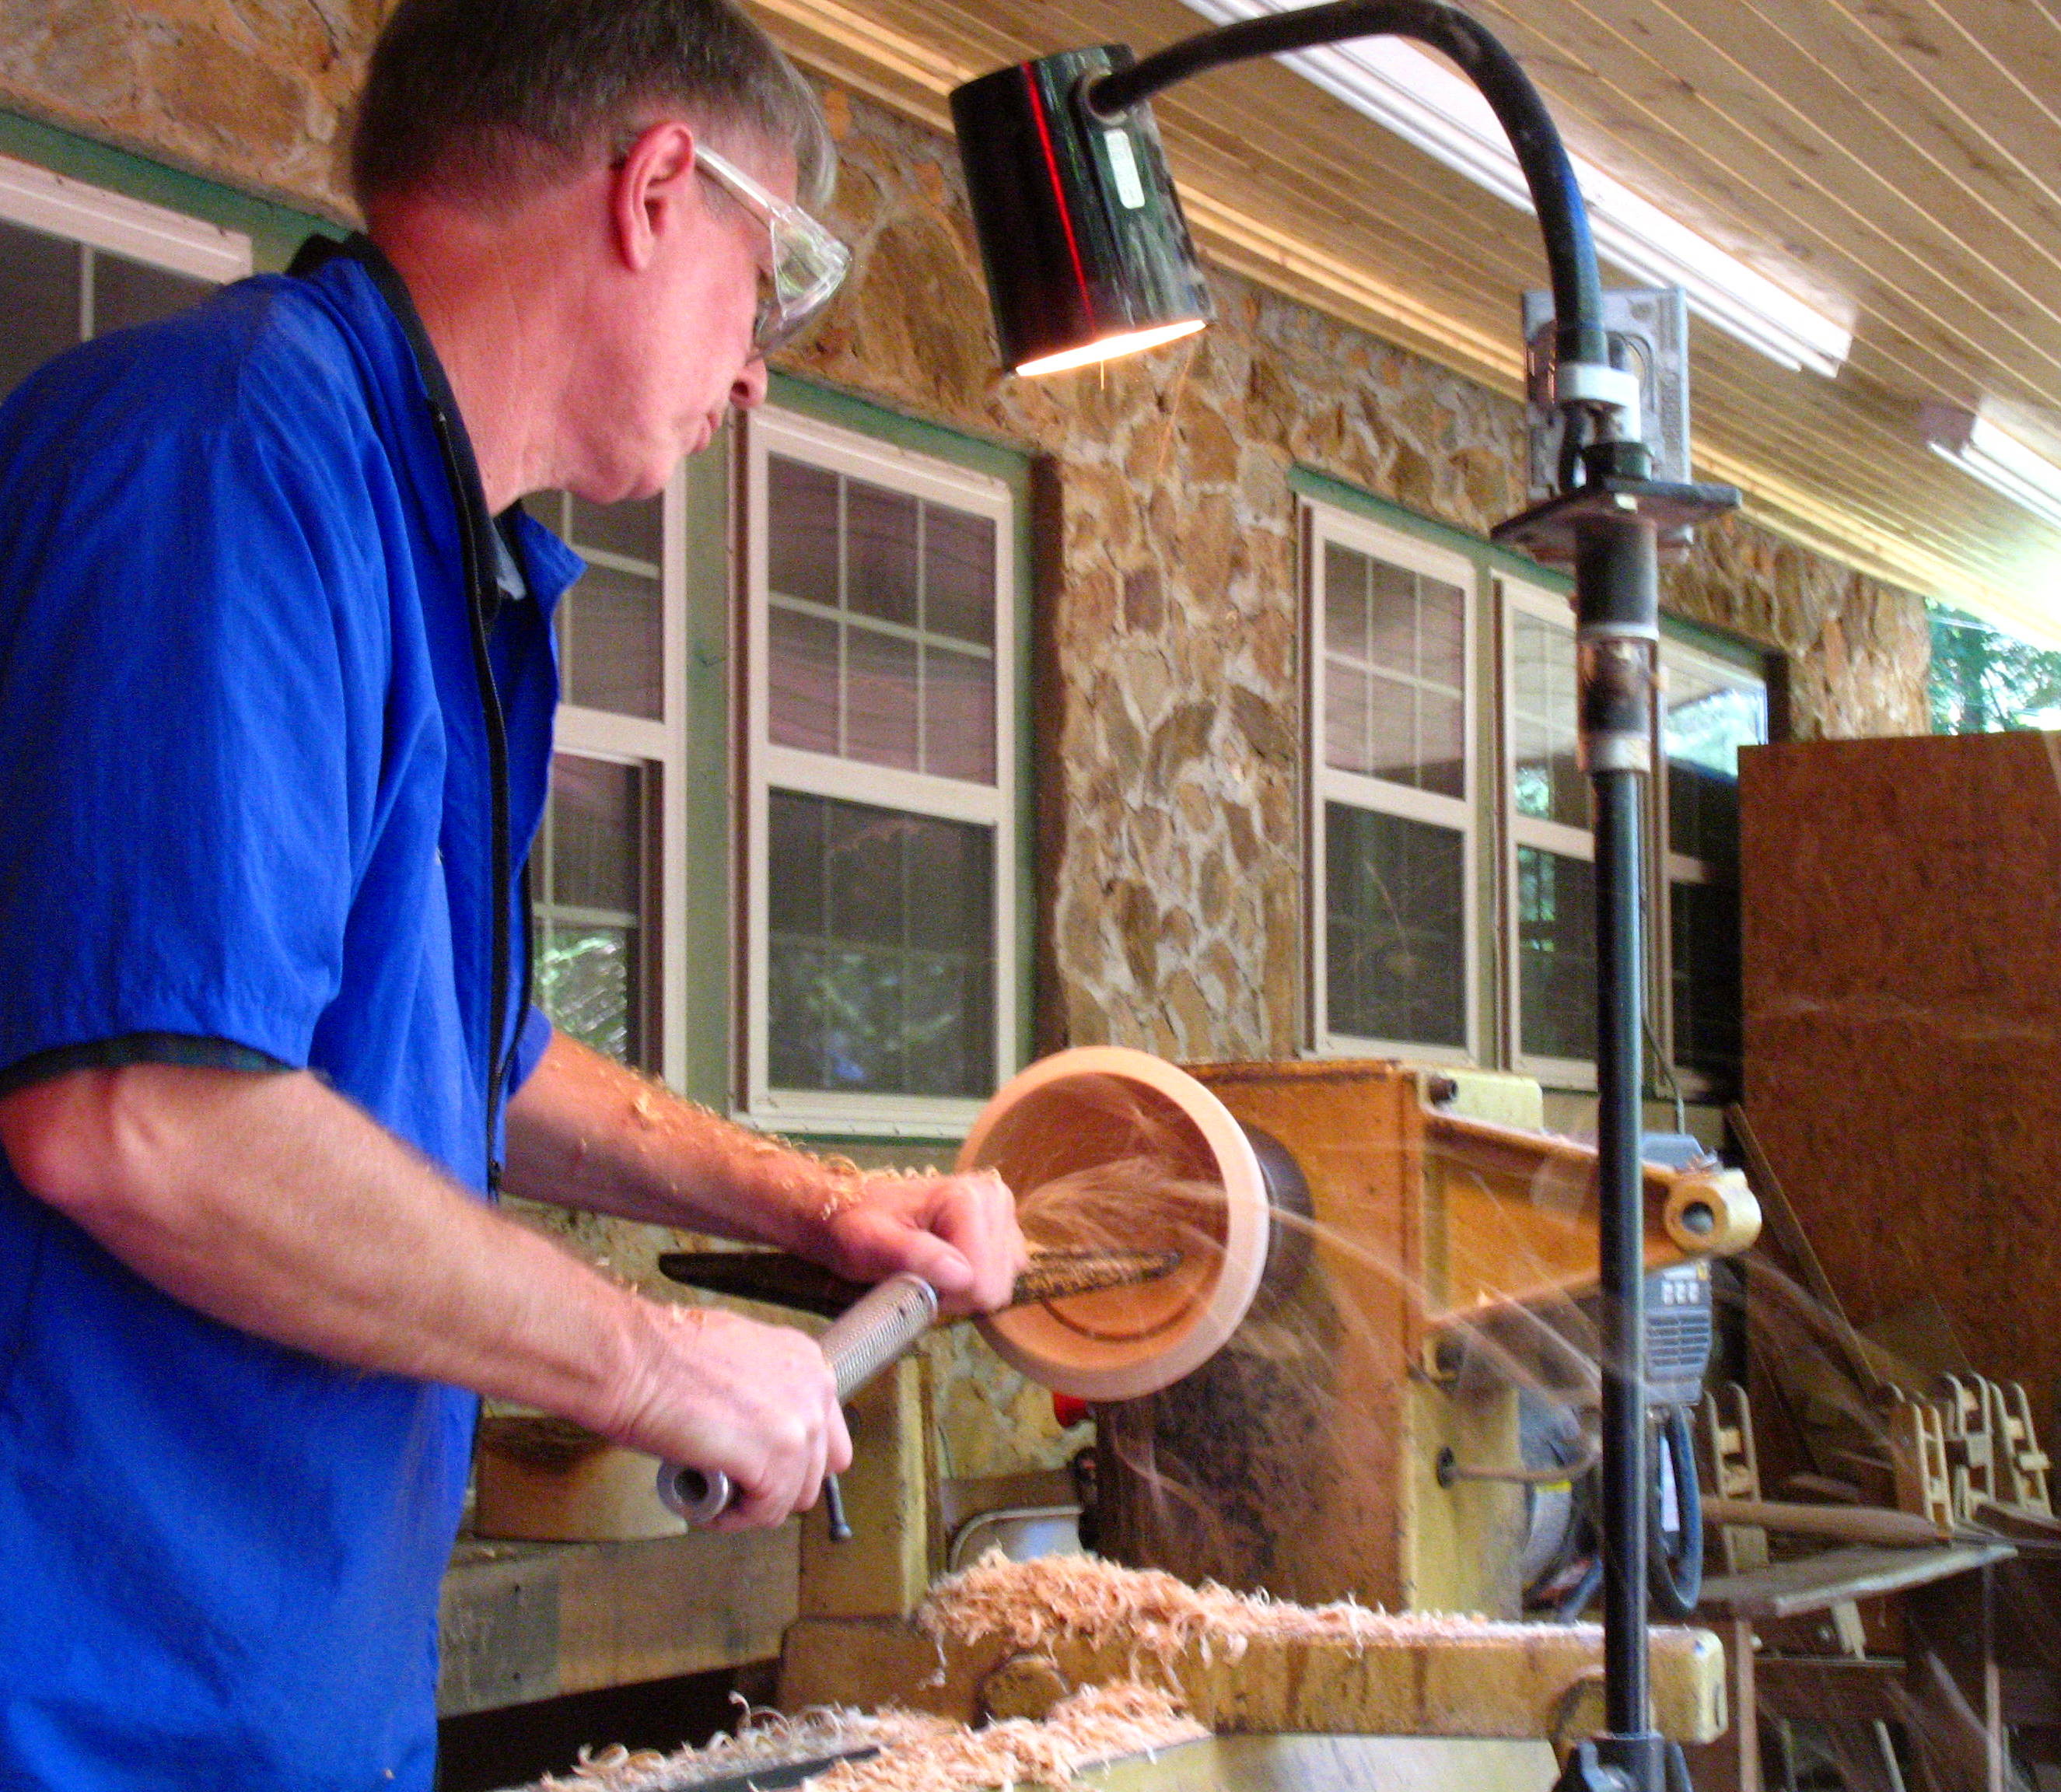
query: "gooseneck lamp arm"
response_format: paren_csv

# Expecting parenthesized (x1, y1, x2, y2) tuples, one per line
(953, 10, 1739, 1790)
(1079, 0, 1608, 380)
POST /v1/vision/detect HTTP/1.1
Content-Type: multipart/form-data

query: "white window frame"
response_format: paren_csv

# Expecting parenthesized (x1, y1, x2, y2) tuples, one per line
(739, 406, 1019, 1138)
(546, 472, 692, 1087)
(0, 152, 251, 284)
(1654, 635, 1766, 1099)
(1304, 499, 1479, 1066)
(1499, 576, 1597, 1091)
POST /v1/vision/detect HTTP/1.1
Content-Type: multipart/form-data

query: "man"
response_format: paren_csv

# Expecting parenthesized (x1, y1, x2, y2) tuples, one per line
(0, 0, 1025, 1784)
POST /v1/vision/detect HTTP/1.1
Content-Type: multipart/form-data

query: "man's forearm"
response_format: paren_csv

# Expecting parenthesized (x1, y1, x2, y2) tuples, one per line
(503, 1030, 841, 1255)
(0, 1062, 655, 1433)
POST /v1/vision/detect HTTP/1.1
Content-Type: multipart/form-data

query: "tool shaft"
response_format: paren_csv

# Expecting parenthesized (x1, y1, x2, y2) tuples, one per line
(657, 1272, 940, 1524)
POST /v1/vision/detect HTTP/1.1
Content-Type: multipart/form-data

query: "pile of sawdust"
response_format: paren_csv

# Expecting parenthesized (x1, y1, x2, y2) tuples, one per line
(534, 1682, 1202, 1792)
(536, 1705, 942, 1791)
(919, 1550, 1601, 1663)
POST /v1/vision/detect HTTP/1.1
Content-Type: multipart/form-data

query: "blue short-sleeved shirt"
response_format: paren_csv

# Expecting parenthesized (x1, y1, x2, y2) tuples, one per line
(0, 250, 580, 1789)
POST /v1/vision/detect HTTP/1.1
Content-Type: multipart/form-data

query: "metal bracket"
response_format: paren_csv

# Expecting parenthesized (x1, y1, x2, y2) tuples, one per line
(1492, 475, 1741, 567)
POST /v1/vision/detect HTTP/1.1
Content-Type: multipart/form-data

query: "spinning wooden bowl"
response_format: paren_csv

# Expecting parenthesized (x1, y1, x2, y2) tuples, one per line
(957, 1046, 1278, 1401)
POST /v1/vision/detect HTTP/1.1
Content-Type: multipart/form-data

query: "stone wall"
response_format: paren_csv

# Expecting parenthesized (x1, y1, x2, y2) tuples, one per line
(1, 0, 368, 215)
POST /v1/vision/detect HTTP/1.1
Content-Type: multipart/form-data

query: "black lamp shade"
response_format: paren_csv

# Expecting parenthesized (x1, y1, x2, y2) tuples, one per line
(950, 47, 1213, 376)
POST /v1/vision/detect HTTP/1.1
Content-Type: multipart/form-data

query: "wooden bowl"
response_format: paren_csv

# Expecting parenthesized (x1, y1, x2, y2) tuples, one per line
(959, 1047, 1271, 1400)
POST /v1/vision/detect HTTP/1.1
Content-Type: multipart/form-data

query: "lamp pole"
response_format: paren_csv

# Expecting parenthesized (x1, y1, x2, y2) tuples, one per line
(954, 8, 1736, 1787)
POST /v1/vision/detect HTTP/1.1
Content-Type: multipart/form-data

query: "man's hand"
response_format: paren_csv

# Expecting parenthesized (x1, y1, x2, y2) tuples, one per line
(608, 1304, 849, 1529)
(814, 1167, 1027, 1317)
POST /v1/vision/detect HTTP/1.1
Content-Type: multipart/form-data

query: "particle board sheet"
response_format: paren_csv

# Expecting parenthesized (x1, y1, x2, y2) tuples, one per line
(1740, 731, 2061, 1402)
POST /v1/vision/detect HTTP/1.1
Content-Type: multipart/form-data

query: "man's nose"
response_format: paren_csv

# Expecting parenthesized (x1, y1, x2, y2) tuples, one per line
(732, 356, 769, 411)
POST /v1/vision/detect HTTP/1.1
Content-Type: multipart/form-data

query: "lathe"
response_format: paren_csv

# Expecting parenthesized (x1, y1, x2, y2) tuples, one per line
(624, 1045, 1762, 1788)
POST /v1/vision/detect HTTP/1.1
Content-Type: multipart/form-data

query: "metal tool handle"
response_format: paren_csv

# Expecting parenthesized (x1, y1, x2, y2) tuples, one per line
(656, 1272, 941, 1524)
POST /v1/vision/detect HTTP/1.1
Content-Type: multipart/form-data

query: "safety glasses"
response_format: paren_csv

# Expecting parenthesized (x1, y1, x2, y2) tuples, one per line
(694, 143, 852, 356)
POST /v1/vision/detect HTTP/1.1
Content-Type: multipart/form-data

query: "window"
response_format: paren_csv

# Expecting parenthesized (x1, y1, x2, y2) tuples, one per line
(0, 153, 250, 400)
(1300, 472, 1768, 1102)
(528, 487, 684, 1079)
(1659, 639, 1765, 1096)
(742, 408, 1017, 1133)
(1306, 505, 1477, 1062)
(1503, 579, 1597, 1085)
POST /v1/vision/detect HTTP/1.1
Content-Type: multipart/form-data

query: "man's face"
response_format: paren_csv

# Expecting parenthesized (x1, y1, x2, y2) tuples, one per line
(575, 129, 793, 502)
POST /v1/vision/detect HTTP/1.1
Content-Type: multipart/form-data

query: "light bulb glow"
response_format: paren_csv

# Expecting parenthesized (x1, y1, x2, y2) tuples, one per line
(1014, 317, 1207, 376)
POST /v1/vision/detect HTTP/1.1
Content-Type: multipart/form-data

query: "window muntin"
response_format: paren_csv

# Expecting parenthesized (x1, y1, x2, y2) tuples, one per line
(744, 408, 1017, 1132)
(1307, 505, 1476, 1062)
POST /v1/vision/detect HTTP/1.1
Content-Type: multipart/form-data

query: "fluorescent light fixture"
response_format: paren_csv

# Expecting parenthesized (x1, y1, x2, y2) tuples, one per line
(1180, 0, 1853, 378)
(1922, 404, 2061, 533)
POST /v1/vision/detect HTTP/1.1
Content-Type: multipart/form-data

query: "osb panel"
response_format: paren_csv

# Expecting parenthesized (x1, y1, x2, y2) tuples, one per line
(1741, 731, 2061, 1398)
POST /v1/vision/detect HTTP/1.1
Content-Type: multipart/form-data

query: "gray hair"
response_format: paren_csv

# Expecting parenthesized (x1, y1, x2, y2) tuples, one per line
(349, 0, 834, 212)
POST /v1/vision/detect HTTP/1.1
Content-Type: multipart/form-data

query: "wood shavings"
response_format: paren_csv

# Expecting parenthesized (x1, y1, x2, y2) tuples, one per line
(812, 1682, 1202, 1792)
(528, 1684, 1199, 1792)
(919, 1550, 1601, 1664)
(535, 1704, 947, 1791)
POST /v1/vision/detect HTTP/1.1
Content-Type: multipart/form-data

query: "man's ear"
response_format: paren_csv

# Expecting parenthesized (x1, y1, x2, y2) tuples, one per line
(608, 121, 698, 272)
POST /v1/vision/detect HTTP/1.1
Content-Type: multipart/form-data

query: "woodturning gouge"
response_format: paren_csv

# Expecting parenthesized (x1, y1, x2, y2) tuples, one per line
(653, 1249, 1181, 1528)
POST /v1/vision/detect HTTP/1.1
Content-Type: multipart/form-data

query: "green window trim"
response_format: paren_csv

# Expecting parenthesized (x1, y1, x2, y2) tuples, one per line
(0, 110, 341, 271)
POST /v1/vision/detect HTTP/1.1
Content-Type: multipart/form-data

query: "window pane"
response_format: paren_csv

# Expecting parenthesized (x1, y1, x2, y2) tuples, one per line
(569, 493, 661, 565)
(768, 786, 826, 938)
(1419, 576, 1466, 691)
(826, 799, 907, 950)
(1664, 676, 1763, 859)
(768, 456, 839, 607)
(1324, 543, 1369, 663)
(92, 250, 209, 336)
(924, 644, 996, 783)
(768, 791, 994, 1097)
(534, 753, 649, 1069)
(1365, 674, 1419, 786)
(562, 560, 662, 718)
(1419, 690, 1465, 800)
(846, 623, 919, 770)
(0, 219, 79, 399)
(1513, 612, 1584, 828)
(1324, 801, 1466, 1048)
(1366, 560, 1415, 675)
(846, 479, 918, 625)
(537, 923, 635, 1066)
(1672, 875, 1742, 1089)
(549, 757, 639, 909)
(926, 505, 996, 646)
(768, 603, 839, 754)
(1668, 758, 1741, 865)
(1324, 659, 1371, 775)
(1517, 845, 1596, 1064)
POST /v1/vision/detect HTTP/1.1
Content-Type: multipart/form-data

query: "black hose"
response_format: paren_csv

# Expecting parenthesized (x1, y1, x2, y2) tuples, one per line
(1646, 1406, 1703, 1620)
(1083, 0, 1607, 370)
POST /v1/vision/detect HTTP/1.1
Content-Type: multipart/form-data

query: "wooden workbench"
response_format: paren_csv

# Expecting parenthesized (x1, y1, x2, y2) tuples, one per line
(437, 1525, 797, 1717)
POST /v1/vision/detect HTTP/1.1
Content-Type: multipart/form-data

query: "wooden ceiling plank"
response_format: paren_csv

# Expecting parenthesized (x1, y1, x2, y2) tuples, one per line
(1466, 0, 2061, 383)
(1460, 0, 2061, 377)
